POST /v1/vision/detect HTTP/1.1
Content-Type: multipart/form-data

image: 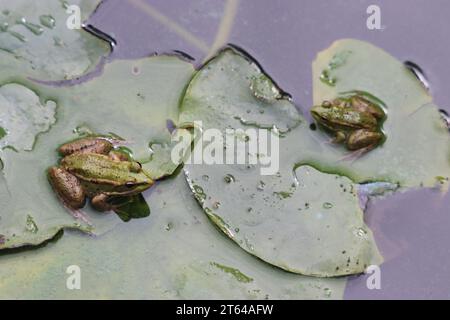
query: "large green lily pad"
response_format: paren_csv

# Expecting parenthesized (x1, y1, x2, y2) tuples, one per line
(179, 42, 450, 277)
(0, 56, 194, 250)
(302, 39, 450, 188)
(0, 175, 347, 299)
(0, 0, 111, 81)
(179, 47, 382, 277)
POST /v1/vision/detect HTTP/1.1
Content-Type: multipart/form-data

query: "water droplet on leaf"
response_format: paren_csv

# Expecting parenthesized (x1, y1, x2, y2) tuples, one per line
(224, 174, 235, 183)
(323, 202, 333, 209)
(39, 14, 56, 29)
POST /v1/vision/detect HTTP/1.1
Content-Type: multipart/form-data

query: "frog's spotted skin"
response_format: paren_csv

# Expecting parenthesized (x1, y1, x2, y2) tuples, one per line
(48, 137, 153, 213)
(58, 137, 113, 156)
(0, 52, 194, 251)
(47, 166, 86, 209)
(310, 95, 385, 152)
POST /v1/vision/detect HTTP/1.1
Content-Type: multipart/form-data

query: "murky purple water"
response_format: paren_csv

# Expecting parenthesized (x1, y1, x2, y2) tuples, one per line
(88, 0, 450, 299)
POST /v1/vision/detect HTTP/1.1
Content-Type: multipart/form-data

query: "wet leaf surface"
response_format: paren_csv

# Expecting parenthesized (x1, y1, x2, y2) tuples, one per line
(306, 39, 450, 188)
(179, 42, 450, 276)
(180, 47, 382, 276)
(0, 56, 194, 250)
(0, 175, 347, 299)
(0, 0, 111, 80)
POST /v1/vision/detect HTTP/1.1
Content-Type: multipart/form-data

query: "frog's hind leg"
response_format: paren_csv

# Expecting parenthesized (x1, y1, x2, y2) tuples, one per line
(58, 137, 113, 156)
(339, 130, 382, 162)
(338, 146, 374, 163)
(64, 205, 93, 227)
(48, 167, 92, 226)
(48, 167, 86, 209)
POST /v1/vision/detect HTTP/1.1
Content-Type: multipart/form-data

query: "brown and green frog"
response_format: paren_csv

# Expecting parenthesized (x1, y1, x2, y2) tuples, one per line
(48, 137, 153, 213)
(310, 94, 386, 154)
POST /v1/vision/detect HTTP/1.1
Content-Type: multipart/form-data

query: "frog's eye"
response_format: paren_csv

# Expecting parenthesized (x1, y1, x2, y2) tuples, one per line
(321, 100, 332, 108)
(129, 162, 142, 173)
(125, 182, 135, 188)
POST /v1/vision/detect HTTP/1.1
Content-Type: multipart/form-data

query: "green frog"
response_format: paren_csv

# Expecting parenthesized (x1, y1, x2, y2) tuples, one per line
(310, 95, 385, 153)
(48, 137, 153, 212)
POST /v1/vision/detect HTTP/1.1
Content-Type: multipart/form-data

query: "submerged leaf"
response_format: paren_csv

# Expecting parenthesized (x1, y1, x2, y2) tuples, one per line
(111, 194, 151, 222)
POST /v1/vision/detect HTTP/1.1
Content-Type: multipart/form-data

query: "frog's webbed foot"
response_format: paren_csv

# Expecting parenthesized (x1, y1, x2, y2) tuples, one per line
(66, 206, 93, 227)
(338, 145, 375, 163)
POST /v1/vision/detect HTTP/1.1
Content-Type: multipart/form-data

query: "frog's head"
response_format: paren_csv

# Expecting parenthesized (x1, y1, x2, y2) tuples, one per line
(310, 101, 341, 128)
(61, 153, 154, 196)
(311, 100, 378, 131)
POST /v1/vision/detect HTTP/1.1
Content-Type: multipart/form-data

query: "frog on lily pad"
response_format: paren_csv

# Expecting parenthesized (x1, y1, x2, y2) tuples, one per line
(48, 136, 154, 218)
(311, 93, 386, 155)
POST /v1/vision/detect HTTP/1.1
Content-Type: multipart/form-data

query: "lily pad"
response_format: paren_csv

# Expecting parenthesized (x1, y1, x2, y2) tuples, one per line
(0, 55, 194, 250)
(0, 83, 56, 151)
(0, 175, 347, 299)
(142, 128, 193, 180)
(303, 39, 450, 188)
(0, 0, 111, 80)
(179, 47, 382, 276)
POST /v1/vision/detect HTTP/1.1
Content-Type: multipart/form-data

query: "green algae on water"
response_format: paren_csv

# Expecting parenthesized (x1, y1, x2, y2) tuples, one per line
(211, 262, 254, 283)
(0, 127, 6, 140)
(273, 191, 292, 199)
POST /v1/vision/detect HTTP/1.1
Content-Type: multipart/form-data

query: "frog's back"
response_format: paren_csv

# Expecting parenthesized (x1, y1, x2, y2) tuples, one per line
(327, 107, 377, 130)
(61, 153, 149, 186)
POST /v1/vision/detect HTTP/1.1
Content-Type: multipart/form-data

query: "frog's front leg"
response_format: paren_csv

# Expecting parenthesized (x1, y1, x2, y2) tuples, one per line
(108, 150, 131, 162)
(91, 194, 114, 212)
(332, 131, 347, 144)
(48, 167, 86, 209)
